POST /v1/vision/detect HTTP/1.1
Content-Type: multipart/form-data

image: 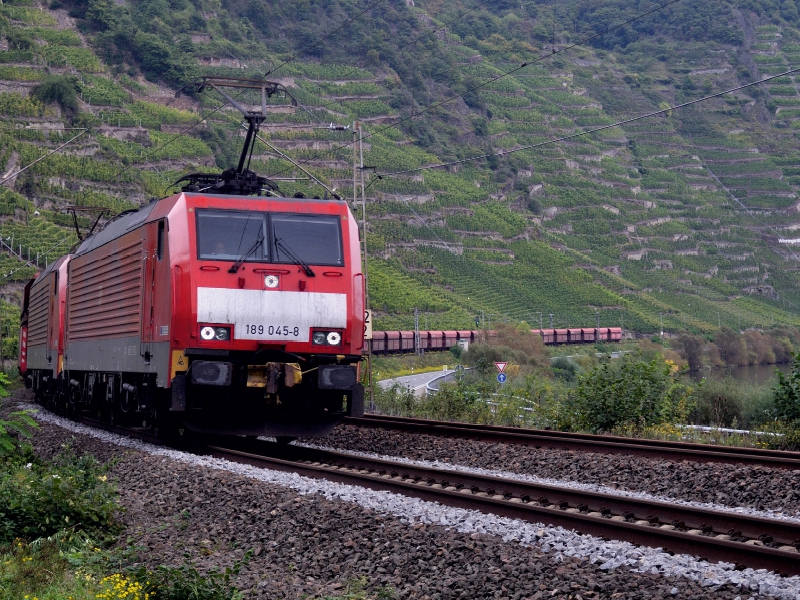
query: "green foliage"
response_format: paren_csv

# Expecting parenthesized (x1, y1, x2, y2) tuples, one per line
(0, 65, 45, 81)
(773, 352, 800, 424)
(40, 45, 104, 72)
(0, 92, 46, 117)
(32, 74, 81, 116)
(132, 550, 252, 600)
(690, 377, 773, 428)
(568, 357, 694, 433)
(0, 448, 121, 544)
(0, 397, 37, 457)
(552, 356, 580, 382)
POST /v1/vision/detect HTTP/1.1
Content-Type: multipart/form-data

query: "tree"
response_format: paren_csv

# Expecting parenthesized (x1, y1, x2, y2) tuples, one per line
(714, 327, 748, 366)
(774, 353, 800, 424)
(673, 333, 705, 370)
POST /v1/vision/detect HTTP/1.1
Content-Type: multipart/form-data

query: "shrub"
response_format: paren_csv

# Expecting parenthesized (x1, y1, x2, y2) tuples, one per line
(0, 448, 121, 545)
(689, 377, 773, 428)
(552, 356, 580, 382)
(774, 352, 800, 424)
(32, 75, 80, 117)
(0, 394, 38, 457)
(568, 357, 694, 433)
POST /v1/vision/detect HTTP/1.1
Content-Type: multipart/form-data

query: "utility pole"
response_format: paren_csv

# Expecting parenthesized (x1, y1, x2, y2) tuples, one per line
(353, 121, 372, 407)
(659, 312, 663, 337)
(414, 307, 421, 355)
(595, 310, 600, 331)
(549, 313, 554, 329)
(717, 311, 721, 329)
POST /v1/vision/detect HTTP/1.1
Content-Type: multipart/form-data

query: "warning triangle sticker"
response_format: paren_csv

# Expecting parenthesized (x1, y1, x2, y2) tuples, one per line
(494, 362, 507, 373)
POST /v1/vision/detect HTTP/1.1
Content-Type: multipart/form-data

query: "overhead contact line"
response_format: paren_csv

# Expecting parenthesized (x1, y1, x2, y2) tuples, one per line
(266, 0, 686, 180)
(377, 66, 800, 177)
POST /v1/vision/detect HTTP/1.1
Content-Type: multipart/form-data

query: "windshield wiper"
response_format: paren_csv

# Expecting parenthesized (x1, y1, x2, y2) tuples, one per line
(275, 237, 315, 277)
(228, 230, 264, 273)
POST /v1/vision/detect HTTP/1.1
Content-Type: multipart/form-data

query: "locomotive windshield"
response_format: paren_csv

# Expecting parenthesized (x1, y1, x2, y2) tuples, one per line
(197, 210, 343, 266)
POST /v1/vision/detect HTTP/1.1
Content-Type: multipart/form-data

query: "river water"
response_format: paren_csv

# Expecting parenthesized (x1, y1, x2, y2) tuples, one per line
(687, 363, 792, 386)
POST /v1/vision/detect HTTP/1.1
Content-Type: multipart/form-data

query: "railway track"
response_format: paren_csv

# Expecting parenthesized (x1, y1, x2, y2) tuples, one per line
(210, 437, 800, 575)
(45, 408, 800, 575)
(345, 414, 800, 470)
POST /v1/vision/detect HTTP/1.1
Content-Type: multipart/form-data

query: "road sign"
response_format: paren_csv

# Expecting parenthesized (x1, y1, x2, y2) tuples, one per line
(494, 362, 507, 373)
(497, 373, 507, 383)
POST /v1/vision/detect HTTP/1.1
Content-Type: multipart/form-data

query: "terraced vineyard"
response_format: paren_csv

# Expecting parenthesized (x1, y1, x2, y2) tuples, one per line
(0, 0, 799, 341)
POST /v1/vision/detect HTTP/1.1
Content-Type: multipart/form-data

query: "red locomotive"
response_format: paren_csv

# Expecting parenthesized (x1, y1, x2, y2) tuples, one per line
(19, 77, 365, 438)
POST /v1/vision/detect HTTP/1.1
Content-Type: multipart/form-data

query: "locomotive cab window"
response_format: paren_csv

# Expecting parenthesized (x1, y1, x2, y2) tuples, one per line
(197, 210, 265, 261)
(271, 214, 343, 267)
(196, 210, 343, 266)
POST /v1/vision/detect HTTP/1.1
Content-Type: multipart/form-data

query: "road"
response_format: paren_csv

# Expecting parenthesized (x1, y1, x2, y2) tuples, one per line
(378, 369, 454, 395)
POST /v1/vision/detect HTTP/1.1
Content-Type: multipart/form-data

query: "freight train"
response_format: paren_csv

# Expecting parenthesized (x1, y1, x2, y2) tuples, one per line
(368, 327, 623, 353)
(18, 77, 365, 438)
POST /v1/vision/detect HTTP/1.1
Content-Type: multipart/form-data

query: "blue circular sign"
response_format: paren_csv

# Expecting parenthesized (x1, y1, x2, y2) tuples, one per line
(497, 373, 507, 383)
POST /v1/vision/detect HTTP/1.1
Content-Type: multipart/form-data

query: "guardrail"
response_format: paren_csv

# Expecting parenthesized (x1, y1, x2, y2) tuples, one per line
(425, 367, 473, 396)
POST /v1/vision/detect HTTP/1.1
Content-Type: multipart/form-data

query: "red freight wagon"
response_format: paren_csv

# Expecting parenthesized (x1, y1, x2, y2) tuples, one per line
(581, 328, 596, 343)
(610, 327, 623, 341)
(555, 329, 568, 344)
(567, 328, 582, 344)
(530, 329, 542, 338)
(541, 329, 556, 344)
(457, 330, 474, 343)
(596, 327, 610, 342)
(427, 331, 445, 349)
(370, 331, 387, 354)
(386, 331, 401, 352)
(443, 330, 458, 348)
(400, 331, 415, 352)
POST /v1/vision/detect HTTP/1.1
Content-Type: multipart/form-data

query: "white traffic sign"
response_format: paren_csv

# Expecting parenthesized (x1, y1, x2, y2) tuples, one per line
(494, 362, 507, 373)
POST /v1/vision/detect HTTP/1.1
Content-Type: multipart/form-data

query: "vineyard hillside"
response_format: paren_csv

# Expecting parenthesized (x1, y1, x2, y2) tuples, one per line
(0, 0, 799, 346)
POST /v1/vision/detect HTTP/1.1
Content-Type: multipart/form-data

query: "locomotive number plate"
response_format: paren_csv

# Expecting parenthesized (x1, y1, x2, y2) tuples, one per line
(198, 288, 347, 342)
(244, 324, 301, 337)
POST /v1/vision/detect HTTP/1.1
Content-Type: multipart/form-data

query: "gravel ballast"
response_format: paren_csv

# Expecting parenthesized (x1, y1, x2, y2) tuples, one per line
(316, 425, 800, 517)
(15, 392, 800, 600)
(299, 441, 800, 525)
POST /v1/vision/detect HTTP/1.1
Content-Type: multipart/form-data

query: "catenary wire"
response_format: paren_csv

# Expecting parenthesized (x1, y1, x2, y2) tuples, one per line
(265, 0, 685, 179)
(377, 66, 800, 175)
(373, 66, 800, 307)
(0, 129, 87, 185)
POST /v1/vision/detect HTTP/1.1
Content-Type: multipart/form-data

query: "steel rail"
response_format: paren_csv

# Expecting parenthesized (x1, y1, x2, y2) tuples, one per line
(345, 415, 800, 470)
(205, 439, 800, 575)
(34, 403, 800, 574)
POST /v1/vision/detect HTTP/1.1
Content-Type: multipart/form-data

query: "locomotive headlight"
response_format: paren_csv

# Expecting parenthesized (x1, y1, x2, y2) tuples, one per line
(264, 274, 279, 288)
(311, 330, 342, 346)
(200, 325, 232, 341)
